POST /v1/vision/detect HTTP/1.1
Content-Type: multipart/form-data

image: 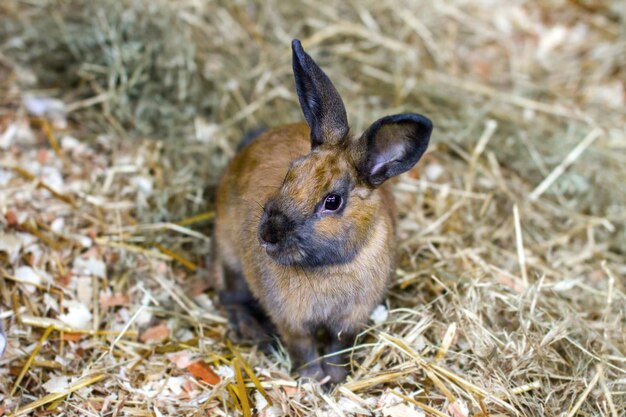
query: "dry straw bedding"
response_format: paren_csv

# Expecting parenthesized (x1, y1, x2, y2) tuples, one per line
(0, 0, 624, 416)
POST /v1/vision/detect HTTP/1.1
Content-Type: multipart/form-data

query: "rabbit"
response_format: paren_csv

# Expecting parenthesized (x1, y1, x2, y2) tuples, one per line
(211, 39, 433, 383)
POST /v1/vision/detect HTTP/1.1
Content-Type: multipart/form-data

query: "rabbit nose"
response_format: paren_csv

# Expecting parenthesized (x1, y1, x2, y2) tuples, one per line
(259, 211, 289, 245)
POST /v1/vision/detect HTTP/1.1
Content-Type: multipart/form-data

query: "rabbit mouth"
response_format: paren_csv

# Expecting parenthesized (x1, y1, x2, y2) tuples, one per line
(261, 237, 357, 268)
(261, 240, 306, 266)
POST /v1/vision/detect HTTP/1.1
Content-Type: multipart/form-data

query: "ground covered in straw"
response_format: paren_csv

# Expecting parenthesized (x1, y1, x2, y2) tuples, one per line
(0, 1, 625, 416)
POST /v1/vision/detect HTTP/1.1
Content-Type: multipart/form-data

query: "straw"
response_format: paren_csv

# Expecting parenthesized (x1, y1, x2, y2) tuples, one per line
(0, 0, 624, 415)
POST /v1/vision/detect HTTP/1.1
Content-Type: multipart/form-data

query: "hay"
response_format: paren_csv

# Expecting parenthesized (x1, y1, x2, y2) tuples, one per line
(0, 0, 624, 416)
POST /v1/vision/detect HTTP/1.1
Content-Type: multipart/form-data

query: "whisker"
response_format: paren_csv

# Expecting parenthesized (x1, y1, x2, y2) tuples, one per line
(297, 262, 324, 309)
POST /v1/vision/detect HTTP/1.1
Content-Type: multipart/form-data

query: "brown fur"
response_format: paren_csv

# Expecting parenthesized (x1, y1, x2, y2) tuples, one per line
(212, 123, 396, 381)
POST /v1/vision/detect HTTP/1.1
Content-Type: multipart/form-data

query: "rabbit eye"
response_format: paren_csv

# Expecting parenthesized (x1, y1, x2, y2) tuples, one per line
(324, 194, 342, 211)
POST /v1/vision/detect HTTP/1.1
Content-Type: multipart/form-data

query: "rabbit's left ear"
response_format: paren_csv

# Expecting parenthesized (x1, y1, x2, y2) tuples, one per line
(292, 39, 349, 148)
(356, 113, 433, 187)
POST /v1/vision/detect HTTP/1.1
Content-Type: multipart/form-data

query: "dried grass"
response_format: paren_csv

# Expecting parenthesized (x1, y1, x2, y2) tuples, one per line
(0, 0, 625, 416)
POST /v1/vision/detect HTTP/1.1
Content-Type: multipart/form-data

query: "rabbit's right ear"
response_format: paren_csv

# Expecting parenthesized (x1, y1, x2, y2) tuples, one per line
(355, 113, 432, 187)
(292, 39, 349, 149)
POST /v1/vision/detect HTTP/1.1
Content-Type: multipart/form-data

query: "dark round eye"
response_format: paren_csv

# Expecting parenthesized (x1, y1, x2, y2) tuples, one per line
(324, 194, 342, 211)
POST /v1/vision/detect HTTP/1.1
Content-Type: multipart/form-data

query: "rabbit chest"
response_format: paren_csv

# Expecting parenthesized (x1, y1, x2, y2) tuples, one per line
(249, 211, 394, 334)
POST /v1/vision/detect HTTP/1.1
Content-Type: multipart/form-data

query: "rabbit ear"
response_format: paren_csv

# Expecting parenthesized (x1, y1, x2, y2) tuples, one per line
(356, 113, 433, 187)
(292, 39, 348, 148)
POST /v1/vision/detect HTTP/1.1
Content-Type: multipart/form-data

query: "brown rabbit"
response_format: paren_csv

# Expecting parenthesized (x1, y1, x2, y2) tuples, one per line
(212, 39, 432, 383)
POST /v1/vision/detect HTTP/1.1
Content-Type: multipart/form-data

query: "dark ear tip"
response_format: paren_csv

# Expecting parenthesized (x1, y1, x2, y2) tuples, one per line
(292, 39, 305, 59)
(404, 113, 434, 132)
(374, 113, 433, 139)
